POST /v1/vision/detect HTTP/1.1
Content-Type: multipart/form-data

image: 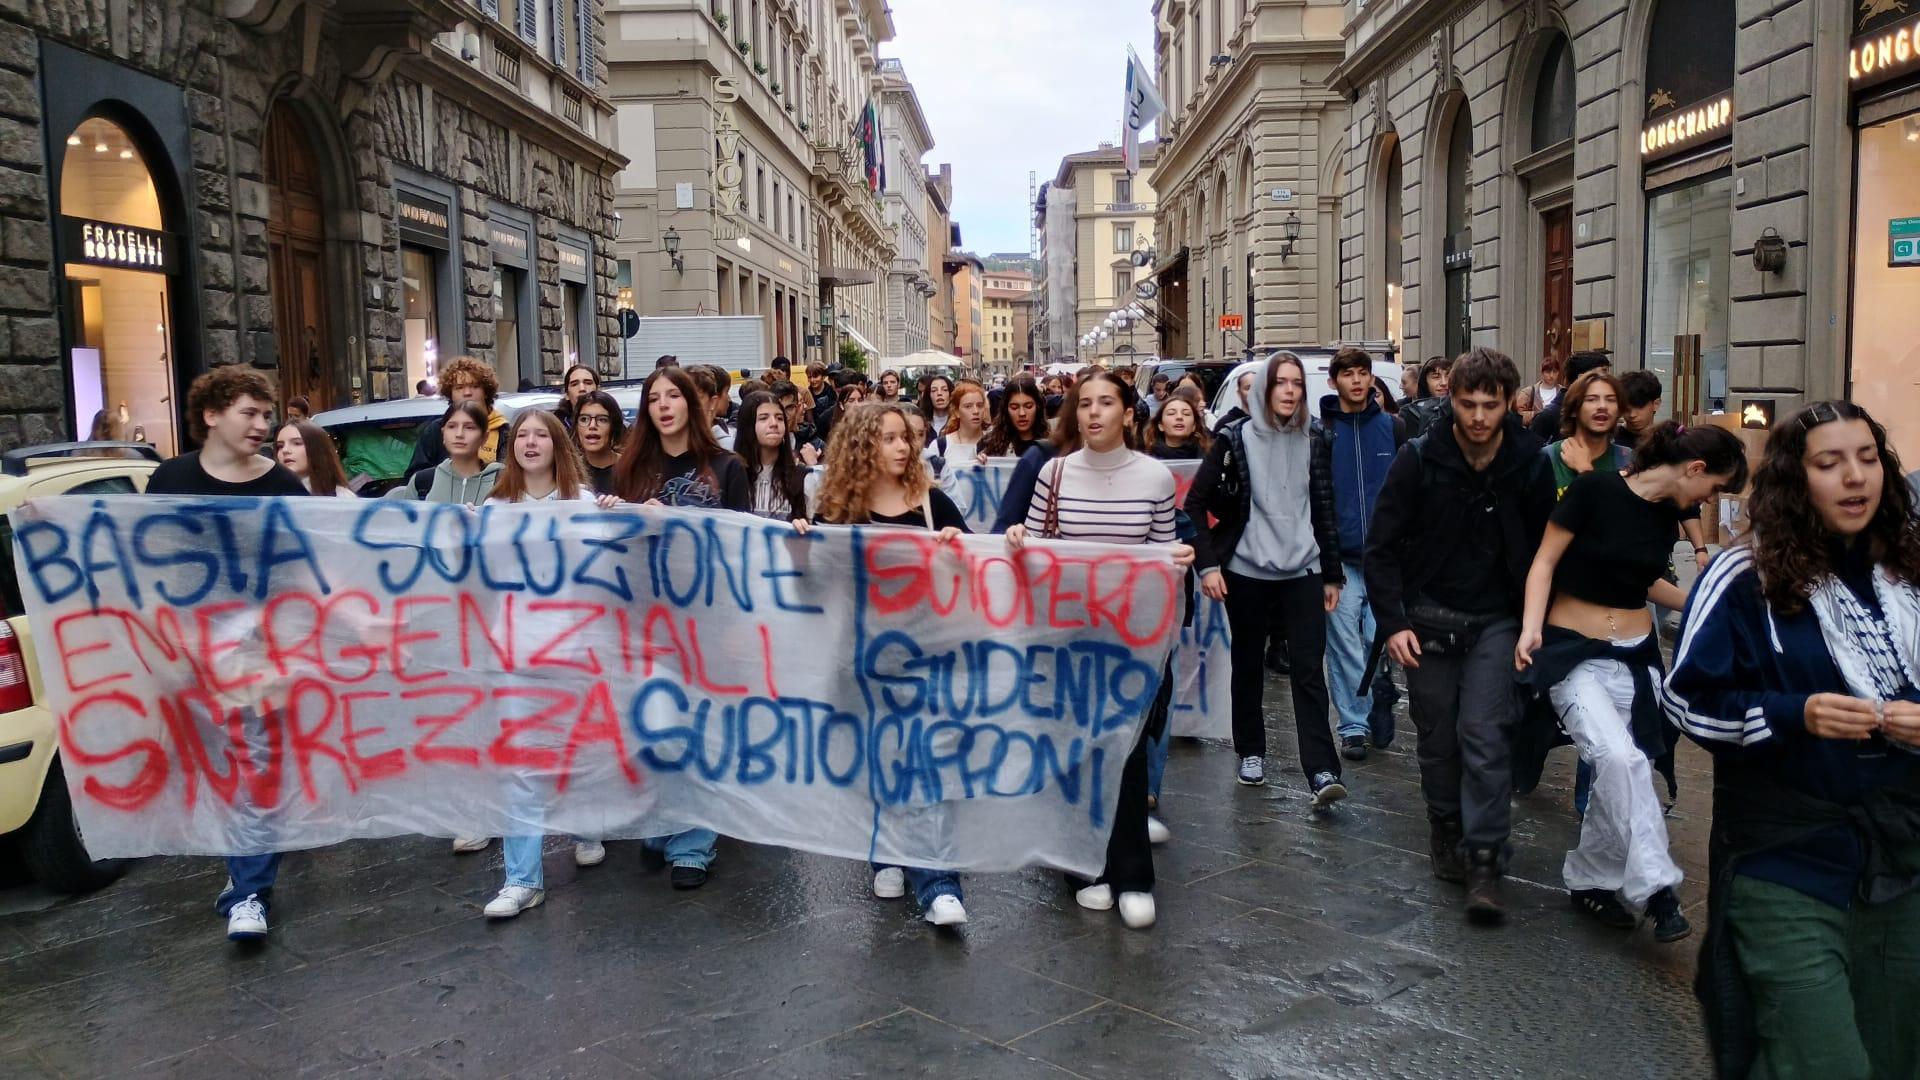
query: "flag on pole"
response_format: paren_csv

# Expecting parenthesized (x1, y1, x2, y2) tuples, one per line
(1122, 45, 1166, 175)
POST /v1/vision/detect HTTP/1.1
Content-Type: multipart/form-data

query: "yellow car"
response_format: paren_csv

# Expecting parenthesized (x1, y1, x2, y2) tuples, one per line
(0, 440, 159, 890)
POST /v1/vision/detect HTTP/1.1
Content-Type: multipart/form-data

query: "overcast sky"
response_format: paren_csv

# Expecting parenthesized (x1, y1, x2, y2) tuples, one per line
(882, 1, 1156, 258)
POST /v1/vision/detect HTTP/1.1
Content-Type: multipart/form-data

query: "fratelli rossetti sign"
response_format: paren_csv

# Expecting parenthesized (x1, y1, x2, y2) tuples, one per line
(59, 216, 175, 273)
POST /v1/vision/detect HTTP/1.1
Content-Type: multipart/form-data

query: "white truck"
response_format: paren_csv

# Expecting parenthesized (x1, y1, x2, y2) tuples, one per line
(620, 315, 767, 378)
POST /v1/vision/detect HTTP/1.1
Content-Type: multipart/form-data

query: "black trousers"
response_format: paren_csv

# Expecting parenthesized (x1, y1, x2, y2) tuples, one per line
(1065, 727, 1154, 895)
(1223, 571, 1337, 782)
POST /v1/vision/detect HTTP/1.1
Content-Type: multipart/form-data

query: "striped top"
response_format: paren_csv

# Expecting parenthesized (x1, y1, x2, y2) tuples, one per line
(1025, 445, 1178, 546)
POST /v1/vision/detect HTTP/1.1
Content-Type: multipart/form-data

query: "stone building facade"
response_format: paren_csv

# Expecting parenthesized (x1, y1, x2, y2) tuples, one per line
(0, 0, 622, 453)
(1331, 0, 1920, 460)
(879, 59, 934, 359)
(1149, 0, 1349, 361)
(604, 0, 899, 372)
(1034, 141, 1159, 364)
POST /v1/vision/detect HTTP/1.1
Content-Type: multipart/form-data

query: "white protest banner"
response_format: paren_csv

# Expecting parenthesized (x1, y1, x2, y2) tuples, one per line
(10, 497, 1182, 877)
(939, 457, 1232, 738)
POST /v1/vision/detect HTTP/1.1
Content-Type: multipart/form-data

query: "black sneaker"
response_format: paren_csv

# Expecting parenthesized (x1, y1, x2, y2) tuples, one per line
(1570, 888, 1638, 930)
(1340, 735, 1369, 761)
(1644, 887, 1692, 943)
(669, 865, 709, 890)
(1309, 771, 1347, 810)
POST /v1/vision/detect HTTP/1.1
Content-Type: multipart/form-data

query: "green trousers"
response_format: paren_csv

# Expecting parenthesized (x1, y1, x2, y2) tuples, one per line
(1728, 874, 1920, 1079)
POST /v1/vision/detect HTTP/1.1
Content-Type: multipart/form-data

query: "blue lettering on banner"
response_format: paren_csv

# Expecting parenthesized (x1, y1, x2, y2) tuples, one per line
(10, 496, 1178, 876)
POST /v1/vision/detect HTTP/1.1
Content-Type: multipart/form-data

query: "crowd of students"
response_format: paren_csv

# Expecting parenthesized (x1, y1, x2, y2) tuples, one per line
(138, 336, 1919, 1075)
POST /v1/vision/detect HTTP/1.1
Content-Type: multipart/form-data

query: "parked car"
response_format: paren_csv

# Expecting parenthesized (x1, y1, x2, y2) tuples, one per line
(0, 441, 161, 891)
(1207, 344, 1406, 423)
(312, 390, 562, 496)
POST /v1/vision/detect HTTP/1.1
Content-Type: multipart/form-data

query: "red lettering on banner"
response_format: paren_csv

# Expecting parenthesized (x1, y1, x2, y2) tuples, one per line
(971, 551, 1031, 629)
(193, 601, 263, 696)
(261, 590, 383, 683)
(487, 687, 572, 771)
(61, 691, 167, 811)
(53, 611, 128, 694)
(1032, 552, 1088, 632)
(758, 623, 781, 699)
(161, 689, 285, 809)
(639, 605, 692, 682)
(338, 690, 407, 781)
(615, 608, 636, 675)
(279, 678, 356, 801)
(458, 592, 515, 672)
(390, 596, 451, 684)
(685, 619, 748, 695)
(526, 600, 606, 675)
(864, 533, 937, 614)
(558, 681, 637, 792)
(407, 686, 486, 767)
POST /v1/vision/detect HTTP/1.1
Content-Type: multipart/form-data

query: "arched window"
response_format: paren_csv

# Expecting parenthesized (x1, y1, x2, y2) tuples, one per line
(1532, 36, 1575, 150)
(1442, 100, 1473, 359)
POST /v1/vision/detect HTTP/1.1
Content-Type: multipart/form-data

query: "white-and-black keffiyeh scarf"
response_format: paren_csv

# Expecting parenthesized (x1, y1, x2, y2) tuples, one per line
(1807, 567, 1920, 703)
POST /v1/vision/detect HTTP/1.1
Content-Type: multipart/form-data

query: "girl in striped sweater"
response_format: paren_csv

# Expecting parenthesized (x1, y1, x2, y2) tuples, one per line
(1006, 369, 1193, 929)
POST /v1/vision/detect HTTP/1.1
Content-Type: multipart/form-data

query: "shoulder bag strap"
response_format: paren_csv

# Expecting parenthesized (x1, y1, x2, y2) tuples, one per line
(1042, 456, 1066, 539)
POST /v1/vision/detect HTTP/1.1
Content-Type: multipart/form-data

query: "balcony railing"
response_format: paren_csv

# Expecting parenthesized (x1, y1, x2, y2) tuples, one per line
(492, 39, 521, 87)
(561, 87, 584, 127)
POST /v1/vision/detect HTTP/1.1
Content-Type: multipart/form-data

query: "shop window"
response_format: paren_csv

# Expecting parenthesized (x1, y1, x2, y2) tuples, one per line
(562, 281, 586, 369)
(1643, 175, 1731, 421)
(402, 246, 442, 394)
(494, 268, 524, 390)
(59, 116, 179, 457)
(1849, 112, 1920, 466)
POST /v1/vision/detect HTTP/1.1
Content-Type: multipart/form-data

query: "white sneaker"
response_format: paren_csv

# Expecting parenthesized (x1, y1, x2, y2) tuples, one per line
(483, 885, 545, 919)
(1147, 815, 1171, 845)
(924, 894, 968, 926)
(226, 896, 268, 941)
(872, 867, 907, 899)
(1117, 891, 1157, 929)
(573, 841, 607, 867)
(451, 836, 491, 854)
(1075, 883, 1114, 911)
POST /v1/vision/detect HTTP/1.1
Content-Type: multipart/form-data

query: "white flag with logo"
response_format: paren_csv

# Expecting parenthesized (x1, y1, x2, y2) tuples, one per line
(1122, 46, 1166, 175)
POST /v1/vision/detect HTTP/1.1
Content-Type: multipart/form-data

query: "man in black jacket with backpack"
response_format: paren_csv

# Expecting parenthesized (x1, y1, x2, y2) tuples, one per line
(1364, 347, 1555, 923)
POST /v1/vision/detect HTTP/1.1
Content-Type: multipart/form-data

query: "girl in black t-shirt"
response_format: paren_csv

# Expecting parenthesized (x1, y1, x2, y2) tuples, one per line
(611, 367, 748, 513)
(570, 390, 625, 497)
(812, 402, 969, 927)
(606, 367, 745, 892)
(1515, 422, 1747, 942)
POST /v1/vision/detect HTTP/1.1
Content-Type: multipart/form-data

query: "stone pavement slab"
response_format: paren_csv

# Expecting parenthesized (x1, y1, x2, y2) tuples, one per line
(0, 673, 1710, 1078)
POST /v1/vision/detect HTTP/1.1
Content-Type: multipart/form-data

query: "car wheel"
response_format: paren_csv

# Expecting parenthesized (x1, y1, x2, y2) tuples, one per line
(19, 756, 128, 892)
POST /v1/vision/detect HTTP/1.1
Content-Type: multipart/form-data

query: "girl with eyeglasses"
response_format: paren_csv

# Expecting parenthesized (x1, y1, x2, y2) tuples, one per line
(570, 389, 626, 496)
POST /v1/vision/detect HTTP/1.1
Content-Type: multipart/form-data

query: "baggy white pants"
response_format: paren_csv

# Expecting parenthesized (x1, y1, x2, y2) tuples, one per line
(1548, 651, 1683, 907)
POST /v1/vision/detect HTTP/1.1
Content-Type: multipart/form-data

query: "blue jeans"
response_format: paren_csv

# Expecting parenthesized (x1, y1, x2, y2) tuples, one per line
(1326, 563, 1376, 740)
(873, 864, 963, 907)
(503, 835, 546, 889)
(644, 828, 717, 869)
(217, 854, 281, 915)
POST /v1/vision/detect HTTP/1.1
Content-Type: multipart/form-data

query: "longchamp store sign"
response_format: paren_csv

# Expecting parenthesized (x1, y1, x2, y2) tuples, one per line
(1850, 13, 1920, 90)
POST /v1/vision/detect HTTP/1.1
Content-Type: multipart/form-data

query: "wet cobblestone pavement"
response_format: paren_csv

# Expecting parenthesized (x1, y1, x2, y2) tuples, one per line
(0, 673, 1711, 1078)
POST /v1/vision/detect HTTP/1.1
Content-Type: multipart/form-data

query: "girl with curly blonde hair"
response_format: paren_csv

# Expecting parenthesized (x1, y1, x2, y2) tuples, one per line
(811, 400, 971, 927)
(814, 401, 964, 529)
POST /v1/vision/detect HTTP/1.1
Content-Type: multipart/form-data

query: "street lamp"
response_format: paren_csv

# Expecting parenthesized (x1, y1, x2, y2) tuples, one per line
(817, 302, 834, 329)
(1279, 211, 1302, 262)
(663, 226, 684, 273)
